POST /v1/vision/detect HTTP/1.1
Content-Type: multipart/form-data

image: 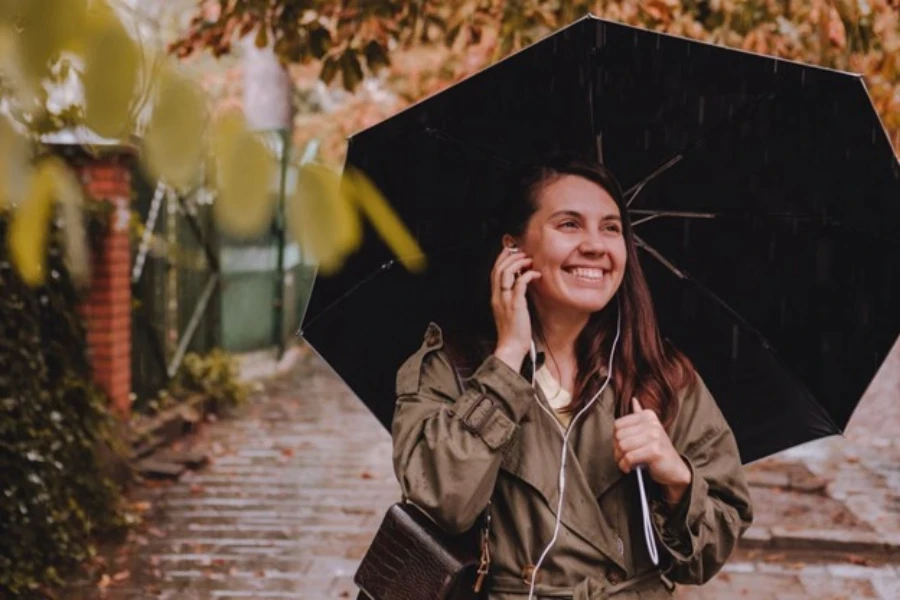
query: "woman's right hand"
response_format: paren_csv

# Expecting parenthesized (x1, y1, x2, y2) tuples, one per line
(491, 246, 541, 371)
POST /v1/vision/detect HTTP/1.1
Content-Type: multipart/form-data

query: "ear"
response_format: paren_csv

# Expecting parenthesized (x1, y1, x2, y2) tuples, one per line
(501, 234, 519, 250)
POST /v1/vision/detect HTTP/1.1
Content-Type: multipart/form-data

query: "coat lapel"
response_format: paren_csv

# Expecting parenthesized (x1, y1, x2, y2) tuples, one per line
(499, 384, 627, 571)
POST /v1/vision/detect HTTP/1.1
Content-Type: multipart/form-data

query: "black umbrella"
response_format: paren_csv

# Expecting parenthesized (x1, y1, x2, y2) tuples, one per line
(300, 15, 900, 464)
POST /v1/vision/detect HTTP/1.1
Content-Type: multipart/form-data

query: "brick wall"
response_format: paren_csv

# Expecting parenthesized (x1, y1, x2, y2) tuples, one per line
(75, 158, 133, 418)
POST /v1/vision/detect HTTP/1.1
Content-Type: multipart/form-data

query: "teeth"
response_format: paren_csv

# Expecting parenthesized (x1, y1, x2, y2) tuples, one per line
(568, 267, 605, 280)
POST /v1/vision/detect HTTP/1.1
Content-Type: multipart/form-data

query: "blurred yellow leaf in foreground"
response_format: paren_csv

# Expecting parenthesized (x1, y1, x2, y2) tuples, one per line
(8, 159, 63, 286)
(211, 112, 276, 238)
(288, 163, 361, 275)
(143, 68, 207, 189)
(82, 8, 139, 139)
(16, 0, 87, 77)
(344, 168, 425, 273)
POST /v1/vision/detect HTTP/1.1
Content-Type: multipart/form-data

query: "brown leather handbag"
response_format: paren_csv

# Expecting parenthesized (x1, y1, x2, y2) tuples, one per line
(354, 501, 491, 600)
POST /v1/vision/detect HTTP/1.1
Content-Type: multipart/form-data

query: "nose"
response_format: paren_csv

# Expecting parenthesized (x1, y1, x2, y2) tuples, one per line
(577, 231, 607, 256)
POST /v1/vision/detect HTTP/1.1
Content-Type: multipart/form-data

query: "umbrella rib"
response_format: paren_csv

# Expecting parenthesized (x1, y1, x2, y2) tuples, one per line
(633, 233, 775, 351)
(630, 210, 716, 227)
(625, 92, 774, 207)
(299, 259, 399, 336)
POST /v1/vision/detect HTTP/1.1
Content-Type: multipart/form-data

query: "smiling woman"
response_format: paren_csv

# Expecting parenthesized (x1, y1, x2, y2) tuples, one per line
(388, 155, 754, 599)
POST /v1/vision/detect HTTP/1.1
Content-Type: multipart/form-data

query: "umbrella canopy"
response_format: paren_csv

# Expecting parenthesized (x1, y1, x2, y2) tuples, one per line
(300, 15, 900, 464)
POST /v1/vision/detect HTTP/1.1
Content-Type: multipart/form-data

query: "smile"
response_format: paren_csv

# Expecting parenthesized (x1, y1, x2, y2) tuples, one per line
(563, 267, 607, 281)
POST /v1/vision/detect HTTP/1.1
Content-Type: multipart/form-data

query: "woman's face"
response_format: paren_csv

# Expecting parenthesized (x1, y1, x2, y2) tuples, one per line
(517, 174, 627, 316)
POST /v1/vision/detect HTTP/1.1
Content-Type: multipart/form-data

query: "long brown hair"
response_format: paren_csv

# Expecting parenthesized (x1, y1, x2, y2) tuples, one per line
(477, 155, 696, 427)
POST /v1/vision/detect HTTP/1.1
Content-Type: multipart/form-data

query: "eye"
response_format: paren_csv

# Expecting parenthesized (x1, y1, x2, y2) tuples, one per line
(604, 222, 622, 233)
(560, 220, 579, 229)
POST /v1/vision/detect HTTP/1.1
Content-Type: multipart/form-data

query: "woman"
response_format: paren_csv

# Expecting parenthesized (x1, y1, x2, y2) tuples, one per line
(391, 155, 752, 599)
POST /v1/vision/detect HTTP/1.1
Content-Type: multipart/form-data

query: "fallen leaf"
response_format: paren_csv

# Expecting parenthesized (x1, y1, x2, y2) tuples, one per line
(112, 570, 130, 582)
(97, 574, 112, 589)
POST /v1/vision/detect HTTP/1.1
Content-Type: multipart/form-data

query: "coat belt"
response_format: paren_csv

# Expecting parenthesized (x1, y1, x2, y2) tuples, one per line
(489, 569, 675, 599)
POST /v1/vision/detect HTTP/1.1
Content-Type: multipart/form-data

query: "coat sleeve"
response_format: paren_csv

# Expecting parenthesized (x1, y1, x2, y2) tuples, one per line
(391, 324, 534, 534)
(650, 374, 754, 585)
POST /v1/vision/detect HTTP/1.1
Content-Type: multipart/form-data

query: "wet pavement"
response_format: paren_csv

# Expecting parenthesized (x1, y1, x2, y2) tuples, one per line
(79, 341, 899, 599)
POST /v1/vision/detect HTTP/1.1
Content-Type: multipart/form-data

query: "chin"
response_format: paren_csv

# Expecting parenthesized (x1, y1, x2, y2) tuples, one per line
(556, 293, 615, 314)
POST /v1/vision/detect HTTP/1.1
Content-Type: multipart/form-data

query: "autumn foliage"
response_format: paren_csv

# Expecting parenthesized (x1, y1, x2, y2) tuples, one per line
(176, 1, 900, 166)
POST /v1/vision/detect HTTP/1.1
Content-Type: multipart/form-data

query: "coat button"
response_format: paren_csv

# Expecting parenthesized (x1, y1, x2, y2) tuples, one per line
(607, 567, 625, 585)
(522, 564, 539, 585)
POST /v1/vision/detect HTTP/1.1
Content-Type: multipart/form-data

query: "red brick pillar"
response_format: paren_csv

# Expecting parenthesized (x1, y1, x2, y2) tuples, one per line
(76, 157, 133, 419)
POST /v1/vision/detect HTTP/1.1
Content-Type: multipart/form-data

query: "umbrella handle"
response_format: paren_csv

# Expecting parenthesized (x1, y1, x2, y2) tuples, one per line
(636, 465, 659, 566)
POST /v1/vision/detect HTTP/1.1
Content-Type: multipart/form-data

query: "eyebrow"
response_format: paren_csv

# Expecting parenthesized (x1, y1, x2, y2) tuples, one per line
(549, 210, 622, 221)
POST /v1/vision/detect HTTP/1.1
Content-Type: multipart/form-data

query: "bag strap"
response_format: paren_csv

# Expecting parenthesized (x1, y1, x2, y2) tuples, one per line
(473, 500, 492, 594)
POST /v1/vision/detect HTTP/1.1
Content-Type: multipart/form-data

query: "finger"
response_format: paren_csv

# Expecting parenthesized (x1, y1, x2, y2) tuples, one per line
(618, 447, 656, 473)
(632, 397, 643, 414)
(499, 261, 533, 295)
(495, 256, 533, 291)
(613, 413, 646, 429)
(492, 254, 527, 296)
(491, 247, 524, 279)
(512, 270, 541, 295)
(616, 432, 654, 454)
(615, 421, 661, 444)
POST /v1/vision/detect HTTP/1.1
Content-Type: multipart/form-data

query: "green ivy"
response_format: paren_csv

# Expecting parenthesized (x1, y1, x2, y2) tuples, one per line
(0, 214, 128, 598)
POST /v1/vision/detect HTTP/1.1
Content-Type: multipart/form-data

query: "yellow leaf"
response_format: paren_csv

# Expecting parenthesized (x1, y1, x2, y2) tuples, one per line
(142, 67, 207, 189)
(82, 9, 139, 139)
(211, 114, 275, 238)
(287, 163, 361, 275)
(343, 168, 426, 273)
(8, 160, 57, 286)
(17, 0, 87, 76)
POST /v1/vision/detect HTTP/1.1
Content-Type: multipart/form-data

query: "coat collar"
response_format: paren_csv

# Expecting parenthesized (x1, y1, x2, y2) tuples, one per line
(499, 381, 627, 570)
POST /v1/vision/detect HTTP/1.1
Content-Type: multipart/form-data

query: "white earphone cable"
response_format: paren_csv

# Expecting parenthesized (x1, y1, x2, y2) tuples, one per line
(527, 308, 622, 600)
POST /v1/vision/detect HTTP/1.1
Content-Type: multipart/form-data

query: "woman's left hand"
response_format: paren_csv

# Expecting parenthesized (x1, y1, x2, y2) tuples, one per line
(613, 398, 692, 503)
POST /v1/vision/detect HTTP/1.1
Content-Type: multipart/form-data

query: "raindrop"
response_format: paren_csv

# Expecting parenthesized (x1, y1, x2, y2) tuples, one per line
(772, 60, 778, 74)
(50, 270, 59, 279)
(698, 97, 705, 125)
(731, 326, 739, 360)
(801, 71, 806, 88)
(779, 299, 787, 327)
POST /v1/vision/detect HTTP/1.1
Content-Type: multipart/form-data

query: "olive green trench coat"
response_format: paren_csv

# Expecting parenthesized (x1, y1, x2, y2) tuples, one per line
(391, 323, 753, 599)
